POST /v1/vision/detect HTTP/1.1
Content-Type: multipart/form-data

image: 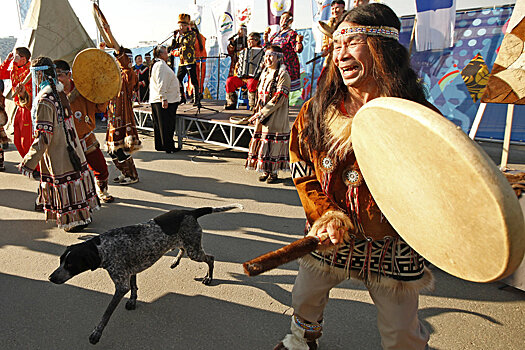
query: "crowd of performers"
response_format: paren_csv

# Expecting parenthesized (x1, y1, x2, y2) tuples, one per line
(1, 1, 446, 348)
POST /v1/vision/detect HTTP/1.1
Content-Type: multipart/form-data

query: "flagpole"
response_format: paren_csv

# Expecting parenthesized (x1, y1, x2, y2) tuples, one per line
(408, 17, 416, 57)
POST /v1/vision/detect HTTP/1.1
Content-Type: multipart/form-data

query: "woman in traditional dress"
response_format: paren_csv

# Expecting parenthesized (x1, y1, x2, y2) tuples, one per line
(18, 56, 99, 232)
(264, 11, 304, 92)
(246, 45, 290, 184)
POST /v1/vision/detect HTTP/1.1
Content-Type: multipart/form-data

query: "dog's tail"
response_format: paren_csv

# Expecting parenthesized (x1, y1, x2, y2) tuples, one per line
(193, 203, 244, 218)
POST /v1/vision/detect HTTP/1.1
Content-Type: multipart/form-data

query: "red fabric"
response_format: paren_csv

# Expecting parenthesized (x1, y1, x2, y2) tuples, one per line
(13, 106, 33, 158)
(0, 58, 32, 107)
(85, 147, 109, 182)
(226, 76, 259, 93)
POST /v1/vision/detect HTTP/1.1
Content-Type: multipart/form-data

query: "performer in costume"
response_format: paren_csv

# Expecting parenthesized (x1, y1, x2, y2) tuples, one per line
(106, 48, 142, 185)
(18, 56, 99, 232)
(274, 4, 436, 350)
(0, 48, 35, 165)
(0, 82, 7, 171)
(169, 13, 200, 106)
(225, 32, 263, 110)
(227, 25, 248, 78)
(264, 12, 304, 92)
(133, 55, 150, 103)
(54, 59, 115, 203)
(320, 1, 347, 68)
(0, 79, 9, 151)
(187, 22, 207, 103)
(246, 46, 290, 184)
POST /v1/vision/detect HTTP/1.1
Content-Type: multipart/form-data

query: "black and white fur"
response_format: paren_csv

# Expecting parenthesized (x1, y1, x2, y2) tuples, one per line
(49, 204, 242, 344)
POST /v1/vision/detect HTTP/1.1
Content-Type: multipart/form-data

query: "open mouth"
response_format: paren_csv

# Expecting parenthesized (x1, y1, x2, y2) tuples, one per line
(341, 64, 359, 73)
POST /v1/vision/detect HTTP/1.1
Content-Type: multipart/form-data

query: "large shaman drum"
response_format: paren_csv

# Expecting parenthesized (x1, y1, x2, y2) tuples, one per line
(72, 48, 121, 104)
(351, 97, 525, 283)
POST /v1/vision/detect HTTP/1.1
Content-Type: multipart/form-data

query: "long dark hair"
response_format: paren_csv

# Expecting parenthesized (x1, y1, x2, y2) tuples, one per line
(301, 3, 427, 152)
(266, 45, 284, 100)
(33, 56, 82, 171)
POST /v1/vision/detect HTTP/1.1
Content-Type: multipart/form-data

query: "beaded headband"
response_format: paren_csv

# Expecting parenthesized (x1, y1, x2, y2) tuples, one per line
(333, 26, 399, 41)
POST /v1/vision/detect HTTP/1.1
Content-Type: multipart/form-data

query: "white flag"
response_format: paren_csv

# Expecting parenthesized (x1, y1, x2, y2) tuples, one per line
(415, 0, 456, 52)
(211, 0, 236, 54)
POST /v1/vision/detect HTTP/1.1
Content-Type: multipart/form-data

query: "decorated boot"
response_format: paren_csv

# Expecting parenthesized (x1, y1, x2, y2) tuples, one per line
(96, 179, 115, 203)
(224, 92, 237, 110)
(274, 316, 322, 350)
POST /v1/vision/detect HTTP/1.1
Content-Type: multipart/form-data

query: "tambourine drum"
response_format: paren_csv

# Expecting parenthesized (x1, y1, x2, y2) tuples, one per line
(93, 3, 121, 50)
(351, 97, 525, 283)
(72, 48, 122, 104)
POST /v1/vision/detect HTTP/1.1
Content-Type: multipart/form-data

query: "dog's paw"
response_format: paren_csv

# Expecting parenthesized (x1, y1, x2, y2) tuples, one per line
(125, 299, 136, 310)
(170, 261, 180, 269)
(202, 276, 212, 285)
(89, 329, 102, 344)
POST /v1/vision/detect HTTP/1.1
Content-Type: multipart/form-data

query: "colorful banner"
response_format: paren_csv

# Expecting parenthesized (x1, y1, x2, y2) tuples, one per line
(415, 0, 456, 51)
(233, 0, 254, 31)
(267, 0, 294, 26)
(211, 0, 236, 54)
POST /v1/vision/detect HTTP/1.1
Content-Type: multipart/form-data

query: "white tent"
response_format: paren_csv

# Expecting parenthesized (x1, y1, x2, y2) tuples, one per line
(16, 0, 95, 64)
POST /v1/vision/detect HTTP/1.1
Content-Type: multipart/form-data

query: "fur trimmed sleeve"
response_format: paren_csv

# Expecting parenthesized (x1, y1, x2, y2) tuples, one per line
(290, 101, 352, 232)
(19, 100, 55, 173)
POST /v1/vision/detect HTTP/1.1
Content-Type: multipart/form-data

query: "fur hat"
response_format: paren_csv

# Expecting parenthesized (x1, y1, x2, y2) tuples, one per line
(178, 13, 191, 24)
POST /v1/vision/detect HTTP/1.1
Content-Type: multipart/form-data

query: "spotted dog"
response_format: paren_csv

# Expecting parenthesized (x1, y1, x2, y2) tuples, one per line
(49, 204, 243, 344)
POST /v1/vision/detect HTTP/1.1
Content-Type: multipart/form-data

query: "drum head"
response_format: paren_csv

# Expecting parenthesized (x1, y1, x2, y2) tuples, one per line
(72, 48, 122, 104)
(351, 97, 525, 282)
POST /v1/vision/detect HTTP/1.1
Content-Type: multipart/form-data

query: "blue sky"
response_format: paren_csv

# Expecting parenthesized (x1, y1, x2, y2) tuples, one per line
(0, 0, 516, 48)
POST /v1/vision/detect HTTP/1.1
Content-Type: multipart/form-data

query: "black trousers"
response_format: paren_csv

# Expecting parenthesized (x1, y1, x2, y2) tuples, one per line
(177, 63, 199, 101)
(151, 102, 180, 151)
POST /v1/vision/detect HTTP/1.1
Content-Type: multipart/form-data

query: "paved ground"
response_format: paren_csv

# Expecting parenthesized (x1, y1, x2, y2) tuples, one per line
(0, 108, 524, 349)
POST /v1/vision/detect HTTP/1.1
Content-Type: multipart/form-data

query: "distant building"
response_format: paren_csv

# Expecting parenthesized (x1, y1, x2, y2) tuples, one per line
(0, 37, 17, 61)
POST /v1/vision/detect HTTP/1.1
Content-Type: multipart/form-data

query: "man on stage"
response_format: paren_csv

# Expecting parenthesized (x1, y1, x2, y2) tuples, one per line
(224, 32, 263, 110)
(169, 13, 200, 106)
(54, 59, 115, 203)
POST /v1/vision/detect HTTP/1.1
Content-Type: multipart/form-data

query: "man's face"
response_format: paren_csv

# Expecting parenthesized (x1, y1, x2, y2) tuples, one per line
(332, 22, 375, 90)
(135, 56, 143, 66)
(331, 4, 345, 19)
(280, 13, 292, 29)
(145, 55, 151, 63)
(159, 48, 169, 62)
(14, 53, 27, 66)
(247, 36, 259, 48)
(56, 70, 71, 86)
(179, 22, 190, 33)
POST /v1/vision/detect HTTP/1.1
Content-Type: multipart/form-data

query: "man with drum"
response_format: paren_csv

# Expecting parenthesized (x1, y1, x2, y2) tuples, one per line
(224, 32, 263, 110)
(274, 4, 437, 350)
(54, 59, 114, 203)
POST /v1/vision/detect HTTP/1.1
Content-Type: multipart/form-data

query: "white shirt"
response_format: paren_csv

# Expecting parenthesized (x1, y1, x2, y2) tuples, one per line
(149, 59, 181, 104)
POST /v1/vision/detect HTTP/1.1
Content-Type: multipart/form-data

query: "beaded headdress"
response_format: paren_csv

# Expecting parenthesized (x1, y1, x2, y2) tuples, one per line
(333, 26, 399, 41)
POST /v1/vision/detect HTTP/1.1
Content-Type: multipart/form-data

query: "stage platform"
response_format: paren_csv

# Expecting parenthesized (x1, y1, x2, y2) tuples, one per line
(134, 100, 301, 152)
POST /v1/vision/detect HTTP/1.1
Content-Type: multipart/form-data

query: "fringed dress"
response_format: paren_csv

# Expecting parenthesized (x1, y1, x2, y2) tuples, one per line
(245, 65, 291, 174)
(19, 85, 99, 229)
(106, 61, 142, 154)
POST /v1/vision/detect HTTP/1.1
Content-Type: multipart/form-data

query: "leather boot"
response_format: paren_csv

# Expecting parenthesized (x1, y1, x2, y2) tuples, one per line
(96, 179, 114, 203)
(224, 92, 237, 110)
(248, 91, 257, 110)
(118, 157, 139, 185)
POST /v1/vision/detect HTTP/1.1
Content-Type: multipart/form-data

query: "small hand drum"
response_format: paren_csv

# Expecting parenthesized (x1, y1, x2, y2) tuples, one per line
(351, 97, 525, 282)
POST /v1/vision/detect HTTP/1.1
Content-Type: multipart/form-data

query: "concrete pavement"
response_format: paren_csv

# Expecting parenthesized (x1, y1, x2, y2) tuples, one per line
(0, 121, 524, 349)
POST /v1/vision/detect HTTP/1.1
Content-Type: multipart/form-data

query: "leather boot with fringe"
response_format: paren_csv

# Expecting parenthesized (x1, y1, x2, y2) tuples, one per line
(119, 156, 139, 185)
